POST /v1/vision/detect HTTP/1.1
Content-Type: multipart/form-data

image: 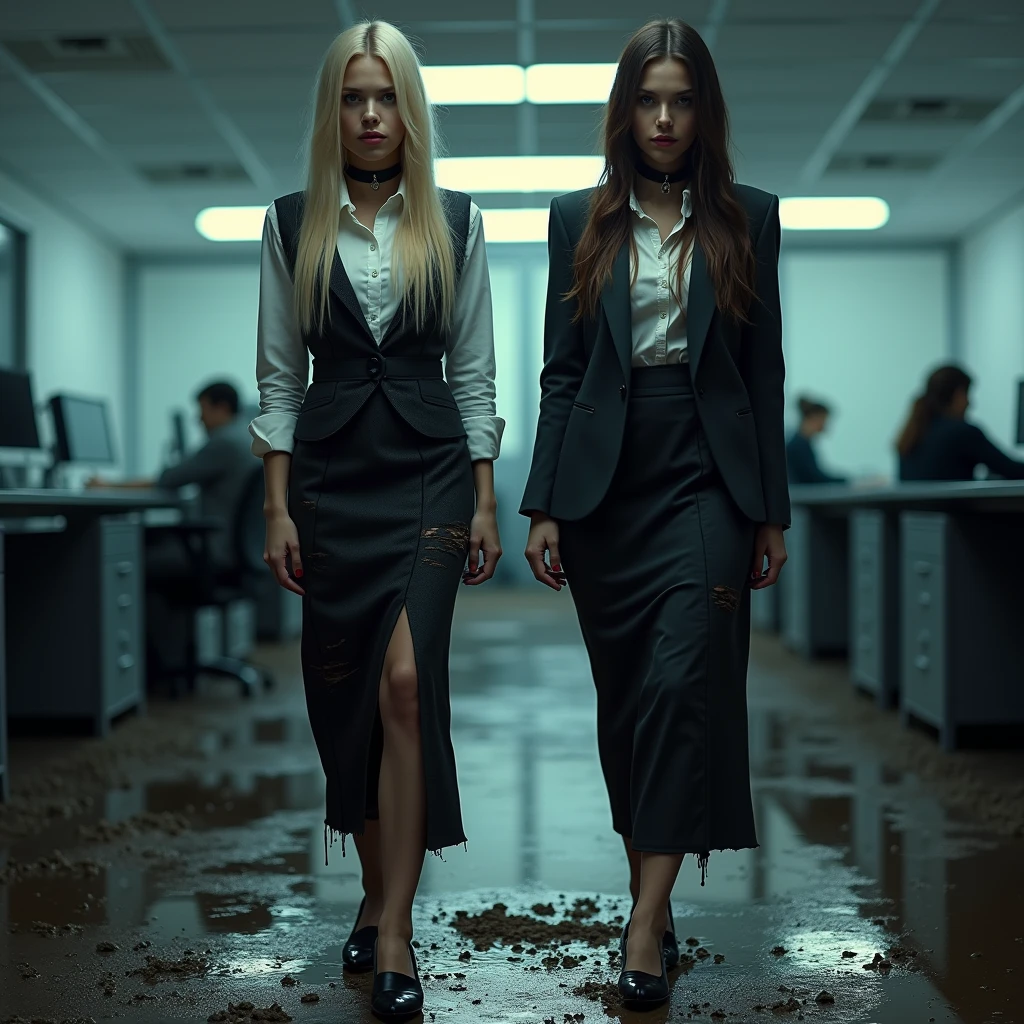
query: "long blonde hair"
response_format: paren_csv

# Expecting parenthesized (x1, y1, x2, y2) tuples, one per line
(294, 21, 456, 334)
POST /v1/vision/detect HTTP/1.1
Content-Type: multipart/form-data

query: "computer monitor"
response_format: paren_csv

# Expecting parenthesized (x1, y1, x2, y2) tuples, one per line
(49, 393, 116, 465)
(170, 409, 187, 460)
(0, 368, 47, 468)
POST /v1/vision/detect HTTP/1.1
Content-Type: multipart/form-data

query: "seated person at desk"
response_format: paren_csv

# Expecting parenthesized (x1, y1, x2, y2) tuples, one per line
(87, 381, 254, 570)
(786, 396, 847, 484)
(897, 365, 1024, 481)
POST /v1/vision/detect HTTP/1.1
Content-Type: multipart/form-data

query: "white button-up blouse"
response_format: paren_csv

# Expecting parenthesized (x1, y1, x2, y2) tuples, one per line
(249, 178, 505, 462)
(629, 187, 694, 366)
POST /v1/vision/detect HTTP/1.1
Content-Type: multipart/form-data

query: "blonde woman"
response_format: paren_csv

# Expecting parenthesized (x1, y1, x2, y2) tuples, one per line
(250, 21, 503, 1022)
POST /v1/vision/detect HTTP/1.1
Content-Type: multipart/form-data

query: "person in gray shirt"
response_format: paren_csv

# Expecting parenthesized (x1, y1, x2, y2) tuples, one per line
(89, 381, 255, 570)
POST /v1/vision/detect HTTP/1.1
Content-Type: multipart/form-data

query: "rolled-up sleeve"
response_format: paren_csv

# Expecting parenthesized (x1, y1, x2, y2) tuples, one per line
(249, 204, 309, 457)
(445, 203, 505, 462)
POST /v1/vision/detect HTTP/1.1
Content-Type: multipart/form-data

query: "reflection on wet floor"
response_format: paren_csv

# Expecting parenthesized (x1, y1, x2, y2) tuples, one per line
(1, 590, 1022, 1023)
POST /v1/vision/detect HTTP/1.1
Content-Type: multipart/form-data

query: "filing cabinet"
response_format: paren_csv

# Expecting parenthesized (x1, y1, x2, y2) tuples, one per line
(849, 509, 900, 708)
(5, 515, 145, 736)
(899, 512, 1024, 750)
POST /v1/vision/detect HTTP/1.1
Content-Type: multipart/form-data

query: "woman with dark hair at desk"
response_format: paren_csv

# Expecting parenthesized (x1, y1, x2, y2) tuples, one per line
(897, 365, 1024, 481)
(785, 396, 847, 485)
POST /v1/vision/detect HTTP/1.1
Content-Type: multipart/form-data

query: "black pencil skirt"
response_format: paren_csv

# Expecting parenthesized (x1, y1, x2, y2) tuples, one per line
(288, 387, 475, 859)
(558, 364, 759, 883)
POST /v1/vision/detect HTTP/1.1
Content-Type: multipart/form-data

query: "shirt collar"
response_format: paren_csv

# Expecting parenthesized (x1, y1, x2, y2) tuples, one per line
(339, 174, 407, 213)
(629, 187, 692, 222)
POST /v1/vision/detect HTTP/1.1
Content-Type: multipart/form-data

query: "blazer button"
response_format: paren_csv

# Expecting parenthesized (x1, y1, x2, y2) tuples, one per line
(698, 387, 705, 397)
(619, 384, 627, 399)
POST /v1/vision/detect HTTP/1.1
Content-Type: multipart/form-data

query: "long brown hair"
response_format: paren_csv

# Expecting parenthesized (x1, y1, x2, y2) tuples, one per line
(567, 18, 756, 324)
(896, 365, 972, 457)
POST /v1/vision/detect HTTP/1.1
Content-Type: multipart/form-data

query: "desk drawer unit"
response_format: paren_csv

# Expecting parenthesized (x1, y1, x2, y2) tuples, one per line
(900, 515, 947, 731)
(101, 522, 143, 718)
(5, 515, 145, 736)
(899, 511, 1024, 750)
(851, 511, 880, 694)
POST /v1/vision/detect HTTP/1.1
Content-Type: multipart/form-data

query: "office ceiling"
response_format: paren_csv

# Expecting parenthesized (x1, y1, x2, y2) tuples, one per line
(0, 0, 1022, 252)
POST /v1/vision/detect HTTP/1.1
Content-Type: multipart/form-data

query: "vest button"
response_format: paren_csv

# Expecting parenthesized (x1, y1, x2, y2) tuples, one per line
(367, 356, 382, 378)
(619, 384, 627, 399)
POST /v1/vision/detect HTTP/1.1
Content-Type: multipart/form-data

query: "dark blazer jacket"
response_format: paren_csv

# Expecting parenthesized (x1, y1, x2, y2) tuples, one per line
(520, 184, 791, 528)
(273, 189, 471, 446)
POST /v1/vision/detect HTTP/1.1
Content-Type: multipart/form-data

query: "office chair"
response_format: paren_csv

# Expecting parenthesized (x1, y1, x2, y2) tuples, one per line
(147, 465, 275, 699)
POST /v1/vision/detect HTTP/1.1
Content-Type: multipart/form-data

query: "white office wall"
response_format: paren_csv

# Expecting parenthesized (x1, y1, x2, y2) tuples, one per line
(958, 199, 1024, 452)
(780, 250, 950, 479)
(136, 263, 261, 475)
(0, 169, 126, 461)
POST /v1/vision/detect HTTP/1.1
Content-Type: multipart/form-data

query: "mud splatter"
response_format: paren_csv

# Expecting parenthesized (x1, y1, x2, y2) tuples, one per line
(206, 1003, 292, 1023)
(78, 811, 191, 843)
(449, 902, 619, 951)
(712, 584, 740, 612)
(130, 951, 209, 983)
(0, 852, 105, 885)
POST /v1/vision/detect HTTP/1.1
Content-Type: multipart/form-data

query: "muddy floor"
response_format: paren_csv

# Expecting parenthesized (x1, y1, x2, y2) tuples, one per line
(1, 589, 1022, 1023)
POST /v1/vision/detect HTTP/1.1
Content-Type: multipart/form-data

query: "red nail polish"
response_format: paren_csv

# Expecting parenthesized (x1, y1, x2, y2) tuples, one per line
(295, 569, 304, 578)
(552, 563, 562, 572)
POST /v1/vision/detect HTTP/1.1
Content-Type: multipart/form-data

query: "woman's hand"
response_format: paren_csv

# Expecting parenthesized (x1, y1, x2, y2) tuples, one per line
(751, 524, 787, 590)
(464, 509, 502, 585)
(264, 510, 305, 596)
(524, 514, 567, 591)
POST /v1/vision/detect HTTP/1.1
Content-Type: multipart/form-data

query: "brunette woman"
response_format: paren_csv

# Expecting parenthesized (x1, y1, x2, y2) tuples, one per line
(522, 18, 789, 1011)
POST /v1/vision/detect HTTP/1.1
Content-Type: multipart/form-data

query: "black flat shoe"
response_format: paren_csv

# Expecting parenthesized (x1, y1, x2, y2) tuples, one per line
(618, 919, 670, 1011)
(663, 900, 680, 969)
(371, 939, 424, 1022)
(342, 897, 378, 974)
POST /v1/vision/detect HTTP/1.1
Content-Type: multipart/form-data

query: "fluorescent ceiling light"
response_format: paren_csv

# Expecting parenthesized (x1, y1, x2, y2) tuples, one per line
(421, 64, 525, 105)
(480, 208, 550, 243)
(195, 206, 266, 241)
(780, 197, 890, 231)
(436, 155, 604, 193)
(526, 63, 617, 104)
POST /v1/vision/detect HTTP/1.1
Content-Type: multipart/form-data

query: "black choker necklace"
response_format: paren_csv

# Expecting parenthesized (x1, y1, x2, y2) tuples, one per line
(635, 159, 688, 195)
(345, 161, 402, 191)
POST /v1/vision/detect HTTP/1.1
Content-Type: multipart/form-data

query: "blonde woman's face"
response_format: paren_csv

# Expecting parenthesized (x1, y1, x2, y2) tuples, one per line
(340, 55, 406, 169)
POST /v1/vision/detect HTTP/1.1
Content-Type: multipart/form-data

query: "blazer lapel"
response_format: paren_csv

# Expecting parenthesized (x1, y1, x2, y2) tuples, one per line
(328, 249, 375, 342)
(686, 238, 714, 378)
(600, 241, 633, 381)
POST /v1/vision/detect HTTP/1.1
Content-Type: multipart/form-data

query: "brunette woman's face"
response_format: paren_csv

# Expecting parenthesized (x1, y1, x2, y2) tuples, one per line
(340, 55, 406, 170)
(632, 57, 697, 170)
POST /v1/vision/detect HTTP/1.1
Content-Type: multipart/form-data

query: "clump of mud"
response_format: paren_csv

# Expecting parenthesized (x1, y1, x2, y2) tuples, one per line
(0, 851, 105, 885)
(3, 1018, 98, 1023)
(131, 950, 209, 983)
(450, 902, 620, 951)
(207, 1003, 292, 1023)
(79, 811, 191, 843)
(28, 921, 83, 938)
(573, 979, 622, 1013)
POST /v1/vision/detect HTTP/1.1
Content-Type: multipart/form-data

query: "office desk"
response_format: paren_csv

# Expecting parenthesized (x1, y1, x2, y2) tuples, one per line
(0, 489, 180, 763)
(786, 481, 1024, 749)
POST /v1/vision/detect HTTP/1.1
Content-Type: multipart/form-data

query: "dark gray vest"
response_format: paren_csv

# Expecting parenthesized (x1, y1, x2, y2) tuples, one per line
(273, 188, 472, 444)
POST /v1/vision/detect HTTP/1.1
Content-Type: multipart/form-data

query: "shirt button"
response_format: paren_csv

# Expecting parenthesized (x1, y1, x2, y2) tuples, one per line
(370, 313, 378, 321)
(660, 311, 668, 319)
(371, 270, 379, 278)
(369, 244, 376, 251)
